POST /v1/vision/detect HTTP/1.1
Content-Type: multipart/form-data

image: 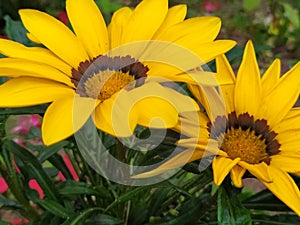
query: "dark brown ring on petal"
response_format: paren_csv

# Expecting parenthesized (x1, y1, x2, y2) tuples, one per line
(71, 55, 149, 98)
(72, 55, 148, 84)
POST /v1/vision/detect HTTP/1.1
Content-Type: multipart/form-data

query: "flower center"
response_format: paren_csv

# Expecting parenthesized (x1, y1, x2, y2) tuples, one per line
(71, 55, 149, 101)
(208, 112, 281, 164)
(84, 70, 135, 101)
(221, 127, 268, 164)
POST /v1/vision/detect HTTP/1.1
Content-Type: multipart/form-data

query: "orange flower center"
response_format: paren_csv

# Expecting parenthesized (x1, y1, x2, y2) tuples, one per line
(220, 127, 268, 164)
(208, 112, 281, 165)
(84, 70, 135, 101)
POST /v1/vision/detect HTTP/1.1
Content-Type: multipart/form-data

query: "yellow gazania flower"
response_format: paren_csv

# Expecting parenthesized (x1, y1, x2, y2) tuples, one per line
(135, 41, 300, 215)
(0, 0, 235, 145)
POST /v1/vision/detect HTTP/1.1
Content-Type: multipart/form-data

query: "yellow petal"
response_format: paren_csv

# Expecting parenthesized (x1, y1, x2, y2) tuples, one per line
(230, 165, 246, 188)
(153, 15, 236, 62)
(147, 70, 221, 86)
(0, 77, 74, 107)
(234, 41, 262, 117)
(133, 96, 178, 128)
(132, 148, 209, 178)
(212, 156, 240, 186)
(194, 41, 236, 63)
(188, 84, 226, 122)
(261, 167, 300, 216)
(121, 0, 168, 44)
(108, 7, 132, 49)
(215, 54, 236, 85)
(26, 32, 41, 44)
(130, 82, 199, 115)
(93, 90, 138, 137)
(66, 0, 108, 58)
(176, 111, 209, 138)
(261, 59, 280, 96)
(238, 161, 272, 183)
(155, 16, 221, 43)
(129, 83, 194, 128)
(274, 108, 300, 133)
(153, 4, 187, 37)
(0, 58, 74, 87)
(277, 138, 300, 153)
(270, 154, 300, 173)
(19, 9, 89, 68)
(0, 38, 71, 75)
(177, 138, 219, 155)
(42, 94, 99, 145)
(258, 61, 300, 127)
(216, 54, 236, 114)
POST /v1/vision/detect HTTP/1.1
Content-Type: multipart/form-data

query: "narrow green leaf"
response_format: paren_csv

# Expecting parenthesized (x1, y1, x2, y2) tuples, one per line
(61, 208, 105, 225)
(59, 180, 110, 197)
(37, 199, 71, 219)
(36, 141, 69, 163)
(243, 189, 290, 212)
(86, 214, 123, 225)
(217, 181, 252, 225)
(252, 214, 300, 224)
(0, 105, 47, 115)
(48, 154, 73, 180)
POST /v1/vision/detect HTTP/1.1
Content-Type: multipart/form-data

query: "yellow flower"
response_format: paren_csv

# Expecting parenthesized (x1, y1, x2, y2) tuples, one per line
(135, 41, 300, 215)
(0, 0, 235, 145)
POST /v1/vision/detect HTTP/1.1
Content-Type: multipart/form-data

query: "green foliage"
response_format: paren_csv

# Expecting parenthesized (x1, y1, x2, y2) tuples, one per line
(243, 0, 261, 11)
(4, 15, 35, 46)
(94, 0, 122, 23)
(217, 180, 252, 225)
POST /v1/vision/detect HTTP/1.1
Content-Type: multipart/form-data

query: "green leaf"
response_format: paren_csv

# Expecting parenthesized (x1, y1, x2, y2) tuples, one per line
(242, 0, 261, 11)
(47, 154, 74, 180)
(243, 189, 291, 212)
(59, 180, 111, 198)
(217, 181, 252, 225)
(4, 15, 35, 46)
(282, 3, 300, 28)
(94, 0, 122, 23)
(36, 141, 69, 163)
(37, 199, 71, 219)
(0, 105, 48, 115)
(62, 208, 110, 225)
(86, 214, 123, 225)
(252, 214, 300, 224)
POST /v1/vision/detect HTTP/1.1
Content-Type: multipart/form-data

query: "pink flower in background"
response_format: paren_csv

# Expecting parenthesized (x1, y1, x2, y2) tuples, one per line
(11, 115, 41, 135)
(8, 218, 29, 225)
(28, 179, 44, 199)
(30, 114, 41, 127)
(203, 0, 220, 13)
(56, 11, 68, 25)
(10, 115, 43, 147)
(0, 177, 8, 193)
(58, 153, 79, 181)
